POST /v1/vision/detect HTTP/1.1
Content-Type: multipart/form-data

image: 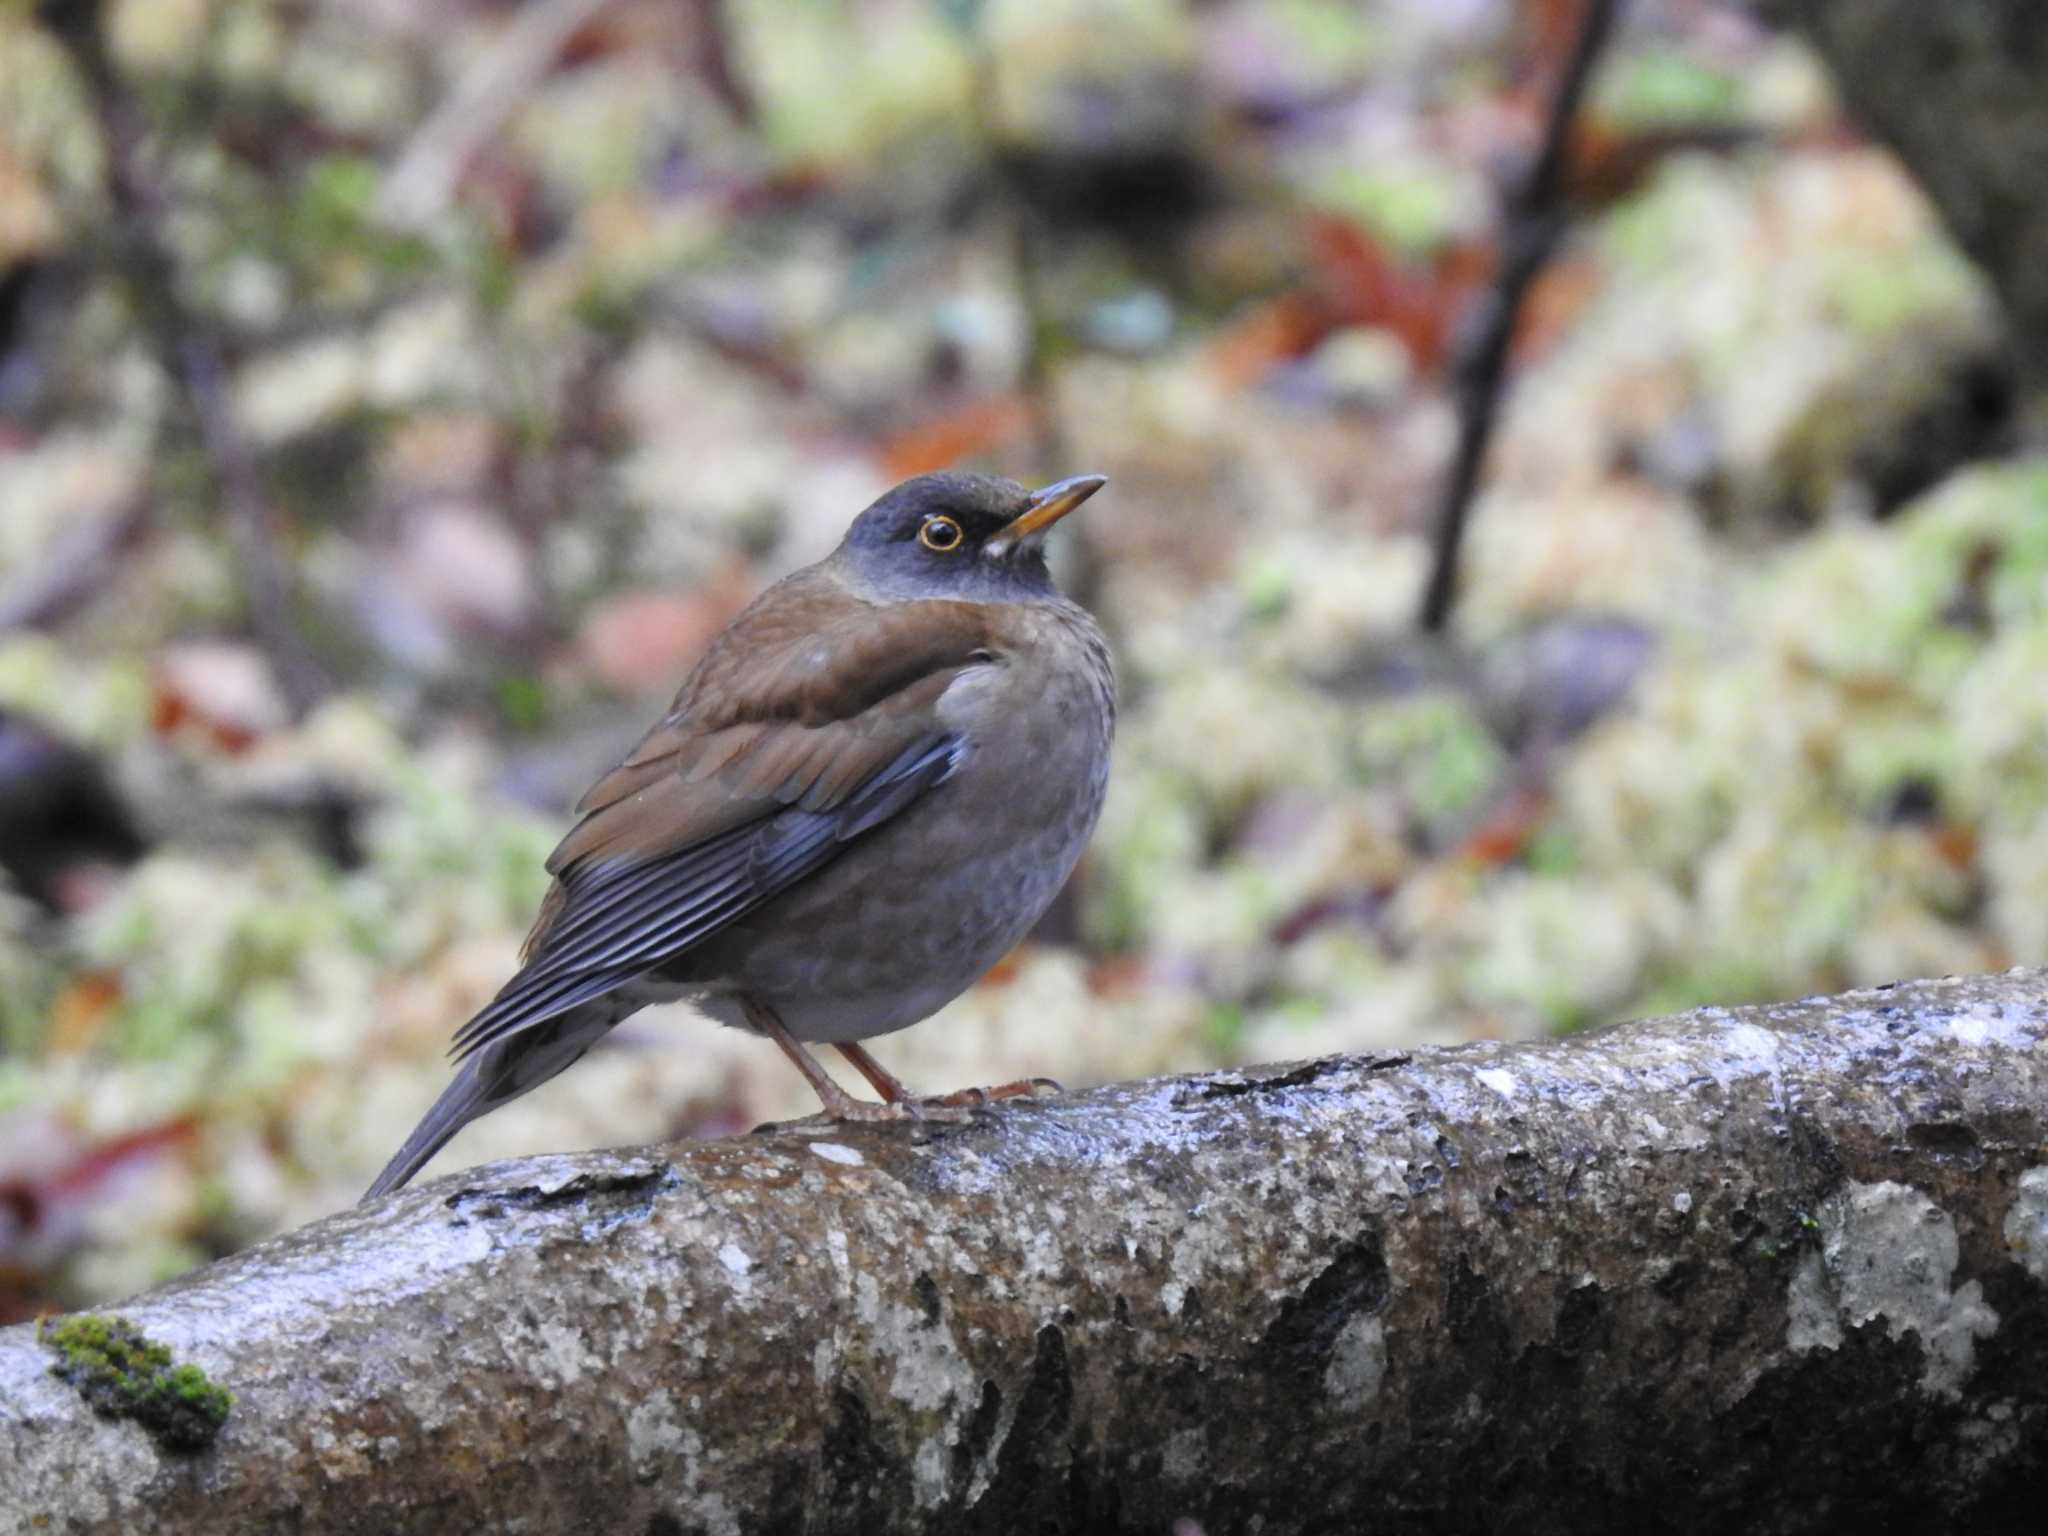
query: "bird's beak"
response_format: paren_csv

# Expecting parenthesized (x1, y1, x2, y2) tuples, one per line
(997, 474, 1108, 547)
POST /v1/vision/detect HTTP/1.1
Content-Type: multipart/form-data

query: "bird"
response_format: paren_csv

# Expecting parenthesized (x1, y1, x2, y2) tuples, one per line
(365, 470, 1114, 1198)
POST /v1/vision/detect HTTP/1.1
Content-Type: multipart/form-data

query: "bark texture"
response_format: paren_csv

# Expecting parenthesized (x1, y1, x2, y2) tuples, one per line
(6, 971, 2048, 1534)
(1764, 0, 2048, 396)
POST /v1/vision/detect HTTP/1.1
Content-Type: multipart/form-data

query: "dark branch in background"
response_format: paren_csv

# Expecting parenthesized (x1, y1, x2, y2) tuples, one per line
(1756, 0, 2048, 417)
(37, 0, 327, 715)
(1416, 0, 1622, 634)
(180, 342, 328, 718)
(685, 0, 758, 129)
(961, 38, 1075, 486)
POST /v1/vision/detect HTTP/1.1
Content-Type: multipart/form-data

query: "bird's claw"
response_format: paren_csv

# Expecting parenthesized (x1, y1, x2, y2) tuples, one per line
(899, 1096, 978, 1125)
(922, 1076, 1063, 1109)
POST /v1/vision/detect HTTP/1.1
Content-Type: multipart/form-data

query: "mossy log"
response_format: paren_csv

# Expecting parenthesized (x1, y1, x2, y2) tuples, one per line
(5, 971, 2048, 1533)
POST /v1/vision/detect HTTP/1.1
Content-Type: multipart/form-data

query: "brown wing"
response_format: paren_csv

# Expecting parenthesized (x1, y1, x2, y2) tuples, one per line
(448, 584, 995, 1062)
(552, 586, 998, 865)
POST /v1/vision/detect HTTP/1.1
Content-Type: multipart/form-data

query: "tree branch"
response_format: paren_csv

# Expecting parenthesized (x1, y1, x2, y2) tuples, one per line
(40, 0, 328, 715)
(1417, 0, 1622, 633)
(1757, 0, 2048, 410)
(375, 0, 618, 232)
(5, 970, 2048, 1530)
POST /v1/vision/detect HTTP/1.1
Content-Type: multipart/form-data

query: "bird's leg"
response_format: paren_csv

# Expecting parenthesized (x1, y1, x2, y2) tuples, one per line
(749, 999, 978, 1130)
(837, 1038, 1060, 1111)
(834, 1042, 914, 1103)
(744, 999, 941, 1123)
(833, 1040, 982, 1123)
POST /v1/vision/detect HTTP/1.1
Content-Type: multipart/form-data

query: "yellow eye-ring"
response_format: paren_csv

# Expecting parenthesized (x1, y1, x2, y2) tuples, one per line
(918, 515, 964, 552)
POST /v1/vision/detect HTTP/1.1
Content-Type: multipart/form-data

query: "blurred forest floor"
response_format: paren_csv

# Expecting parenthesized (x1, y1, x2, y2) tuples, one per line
(2, 0, 2043, 1311)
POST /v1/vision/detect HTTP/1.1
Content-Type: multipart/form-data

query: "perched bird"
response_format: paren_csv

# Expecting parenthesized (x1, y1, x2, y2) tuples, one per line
(366, 471, 1114, 1198)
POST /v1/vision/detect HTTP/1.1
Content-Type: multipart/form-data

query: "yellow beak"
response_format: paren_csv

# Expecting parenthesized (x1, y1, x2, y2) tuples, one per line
(1001, 474, 1108, 543)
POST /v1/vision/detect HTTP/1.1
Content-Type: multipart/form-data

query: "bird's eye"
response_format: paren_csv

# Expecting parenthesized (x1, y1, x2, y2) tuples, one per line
(918, 515, 964, 553)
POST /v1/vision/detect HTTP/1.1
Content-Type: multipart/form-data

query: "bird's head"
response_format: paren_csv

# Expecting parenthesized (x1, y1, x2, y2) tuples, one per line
(837, 471, 1106, 602)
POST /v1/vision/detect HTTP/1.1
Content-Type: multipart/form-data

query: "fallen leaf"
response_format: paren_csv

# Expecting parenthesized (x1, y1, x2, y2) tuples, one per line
(878, 394, 1035, 479)
(151, 642, 290, 755)
(46, 973, 123, 1056)
(576, 562, 757, 694)
(1454, 782, 1554, 866)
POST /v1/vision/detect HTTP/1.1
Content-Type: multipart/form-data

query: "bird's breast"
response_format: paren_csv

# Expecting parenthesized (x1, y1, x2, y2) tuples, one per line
(682, 599, 1114, 1041)
(936, 604, 1113, 815)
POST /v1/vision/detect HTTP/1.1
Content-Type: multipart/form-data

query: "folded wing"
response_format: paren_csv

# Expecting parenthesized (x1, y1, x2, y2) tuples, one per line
(447, 592, 995, 1063)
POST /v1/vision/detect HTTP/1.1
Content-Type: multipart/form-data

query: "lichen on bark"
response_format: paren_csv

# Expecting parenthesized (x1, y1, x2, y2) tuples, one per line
(3, 970, 2048, 1533)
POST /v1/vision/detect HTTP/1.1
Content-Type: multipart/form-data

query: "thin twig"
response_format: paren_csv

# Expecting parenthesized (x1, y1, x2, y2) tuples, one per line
(1416, 0, 1622, 634)
(963, 41, 1073, 482)
(686, 0, 757, 129)
(180, 337, 330, 715)
(0, 496, 150, 634)
(41, 0, 328, 713)
(376, 0, 618, 232)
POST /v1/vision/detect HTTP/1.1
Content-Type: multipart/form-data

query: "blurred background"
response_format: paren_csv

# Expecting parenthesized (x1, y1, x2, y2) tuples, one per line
(3, 0, 2045, 1312)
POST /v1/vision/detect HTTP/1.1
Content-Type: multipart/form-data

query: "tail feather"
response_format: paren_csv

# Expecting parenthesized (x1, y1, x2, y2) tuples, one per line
(362, 1005, 622, 1201)
(363, 1056, 492, 1200)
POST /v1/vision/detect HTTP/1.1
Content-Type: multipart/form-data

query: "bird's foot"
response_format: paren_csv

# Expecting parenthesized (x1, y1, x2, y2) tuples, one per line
(819, 1095, 910, 1122)
(923, 1076, 1063, 1109)
(904, 1098, 979, 1125)
(819, 1043, 1055, 1121)
(812, 1077, 977, 1125)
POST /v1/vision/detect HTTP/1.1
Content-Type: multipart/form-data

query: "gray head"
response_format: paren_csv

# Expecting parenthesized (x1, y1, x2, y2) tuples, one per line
(837, 471, 1106, 602)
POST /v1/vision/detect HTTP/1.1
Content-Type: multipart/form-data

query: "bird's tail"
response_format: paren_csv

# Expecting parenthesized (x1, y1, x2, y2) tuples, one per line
(362, 1005, 620, 1201)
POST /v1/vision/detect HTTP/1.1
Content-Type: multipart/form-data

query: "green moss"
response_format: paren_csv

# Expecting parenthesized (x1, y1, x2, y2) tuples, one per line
(1351, 692, 1506, 829)
(1204, 1002, 1246, 1055)
(1631, 958, 1782, 1021)
(1240, 553, 1294, 621)
(41, 1313, 232, 1453)
(1312, 164, 1458, 257)
(494, 672, 551, 735)
(1596, 47, 1742, 128)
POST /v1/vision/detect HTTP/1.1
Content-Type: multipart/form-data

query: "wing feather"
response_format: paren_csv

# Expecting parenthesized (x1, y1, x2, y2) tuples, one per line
(451, 730, 965, 1062)
(447, 584, 998, 1063)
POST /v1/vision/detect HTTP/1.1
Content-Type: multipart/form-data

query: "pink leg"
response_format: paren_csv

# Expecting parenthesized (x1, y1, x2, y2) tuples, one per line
(837, 1041, 1062, 1110)
(835, 1042, 914, 1104)
(744, 1000, 910, 1122)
